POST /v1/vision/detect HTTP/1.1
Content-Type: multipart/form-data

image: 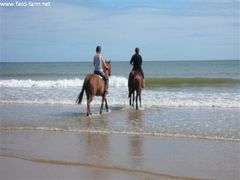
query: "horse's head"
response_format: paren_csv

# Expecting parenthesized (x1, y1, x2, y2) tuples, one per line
(104, 60, 111, 76)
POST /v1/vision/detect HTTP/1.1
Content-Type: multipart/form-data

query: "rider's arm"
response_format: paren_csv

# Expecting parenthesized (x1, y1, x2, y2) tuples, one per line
(139, 55, 142, 66)
(93, 56, 95, 66)
(101, 57, 109, 69)
(130, 56, 134, 65)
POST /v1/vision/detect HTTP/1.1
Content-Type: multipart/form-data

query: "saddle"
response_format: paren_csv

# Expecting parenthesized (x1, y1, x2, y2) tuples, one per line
(97, 75, 103, 79)
(94, 72, 104, 80)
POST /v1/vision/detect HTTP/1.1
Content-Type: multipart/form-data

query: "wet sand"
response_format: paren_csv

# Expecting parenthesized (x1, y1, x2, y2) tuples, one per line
(1, 130, 239, 180)
(0, 104, 240, 180)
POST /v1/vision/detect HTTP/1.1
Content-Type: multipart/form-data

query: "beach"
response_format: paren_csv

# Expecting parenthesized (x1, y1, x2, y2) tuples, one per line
(0, 103, 240, 180)
(1, 0, 240, 178)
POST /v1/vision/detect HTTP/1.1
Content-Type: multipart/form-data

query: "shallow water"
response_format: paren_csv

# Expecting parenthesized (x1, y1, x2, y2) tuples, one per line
(1, 104, 239, 141)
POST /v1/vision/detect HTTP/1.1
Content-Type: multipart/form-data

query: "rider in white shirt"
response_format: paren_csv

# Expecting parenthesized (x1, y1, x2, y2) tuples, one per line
(93, 46, 109, 93)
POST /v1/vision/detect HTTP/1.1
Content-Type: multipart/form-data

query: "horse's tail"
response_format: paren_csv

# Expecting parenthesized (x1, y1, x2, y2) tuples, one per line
(128, 74, 132, 98)
(76, 76, 89, 104)
(128, 76, 135, 98)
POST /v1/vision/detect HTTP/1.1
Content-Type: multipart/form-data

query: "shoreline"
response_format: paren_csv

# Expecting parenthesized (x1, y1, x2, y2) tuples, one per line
(1, 127, 239, 142)
(0, 156, 202, 180)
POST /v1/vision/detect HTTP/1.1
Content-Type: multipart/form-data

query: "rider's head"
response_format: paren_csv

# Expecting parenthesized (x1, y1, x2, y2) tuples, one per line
(135, 47, 140, 54)
(96, 46, 101, 53)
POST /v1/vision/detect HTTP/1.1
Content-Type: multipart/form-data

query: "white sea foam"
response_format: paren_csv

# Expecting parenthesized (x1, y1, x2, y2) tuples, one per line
(1, 90, 240, 108)
(0, 76, 127, 88)
(1, 77, 240, 108)
(0, 78, 84, 88)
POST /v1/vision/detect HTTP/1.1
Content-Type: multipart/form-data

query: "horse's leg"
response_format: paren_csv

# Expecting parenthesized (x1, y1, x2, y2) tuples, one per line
(100, 96, 104, 114)
(139, 89, 142, 108)
(129, 92, 132, 106)
(136, 93, 139, 110)
(87, 96, 93, 116)
(132, 91, 135, 107)
(105, 98, 109, 112)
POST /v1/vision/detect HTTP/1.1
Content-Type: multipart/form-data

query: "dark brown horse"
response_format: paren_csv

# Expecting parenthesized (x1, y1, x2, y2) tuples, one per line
(76, 61, 111, 116)
(128, 70, 142, 109)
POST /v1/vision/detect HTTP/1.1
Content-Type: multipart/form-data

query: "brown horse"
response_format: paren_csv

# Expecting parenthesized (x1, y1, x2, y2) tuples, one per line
(76, 60, 111, 116)
(128, 70, 142, 109)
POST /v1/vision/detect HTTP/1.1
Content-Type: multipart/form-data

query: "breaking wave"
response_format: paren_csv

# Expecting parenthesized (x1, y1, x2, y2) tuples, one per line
(1, 76, 239, 88)
(145, 77, 240, 87)
(0, 76, 127, 88)
(1, 76, 240, 108)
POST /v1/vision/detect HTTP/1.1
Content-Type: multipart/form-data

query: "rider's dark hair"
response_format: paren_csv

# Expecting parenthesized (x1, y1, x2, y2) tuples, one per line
(135, 47, 139, 54)
(96, 46, 101, 53)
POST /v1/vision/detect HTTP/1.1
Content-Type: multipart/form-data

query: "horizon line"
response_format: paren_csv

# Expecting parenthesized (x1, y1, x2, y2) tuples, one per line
(1, 59, 239, 63)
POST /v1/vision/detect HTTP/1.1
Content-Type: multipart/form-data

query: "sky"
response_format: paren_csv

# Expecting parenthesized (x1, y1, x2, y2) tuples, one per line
(0, 0, 239, 62)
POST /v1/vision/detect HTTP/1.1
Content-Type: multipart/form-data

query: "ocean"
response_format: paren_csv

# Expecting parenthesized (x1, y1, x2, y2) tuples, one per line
(1, 60, 240, 108)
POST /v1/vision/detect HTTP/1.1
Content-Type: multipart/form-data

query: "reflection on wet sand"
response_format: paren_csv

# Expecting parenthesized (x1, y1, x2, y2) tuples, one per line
(84, 115, 110, 179)
(128, 110, 144, 167)
(77, 110, 147, 179)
